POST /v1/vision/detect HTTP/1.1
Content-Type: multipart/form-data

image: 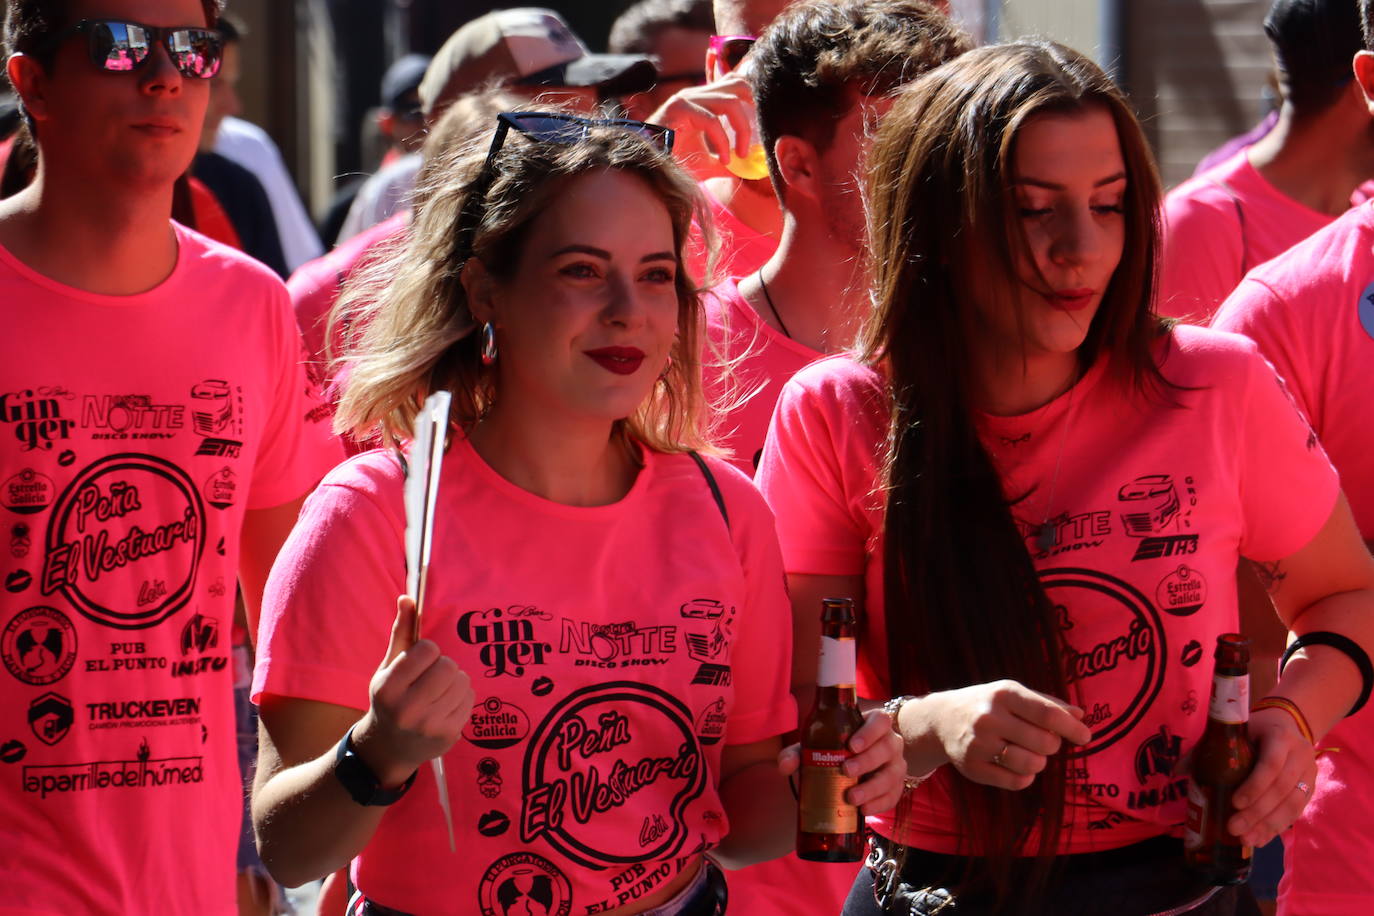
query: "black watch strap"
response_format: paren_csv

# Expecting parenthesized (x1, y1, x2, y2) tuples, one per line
(334, 724, 417, 806)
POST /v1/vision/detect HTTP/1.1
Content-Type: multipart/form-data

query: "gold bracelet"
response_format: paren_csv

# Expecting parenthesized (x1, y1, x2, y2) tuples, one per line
(1253, 696, 1315, 746)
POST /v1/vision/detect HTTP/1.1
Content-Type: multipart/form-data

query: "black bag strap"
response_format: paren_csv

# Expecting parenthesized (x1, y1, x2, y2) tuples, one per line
(688, 451, 730, 531)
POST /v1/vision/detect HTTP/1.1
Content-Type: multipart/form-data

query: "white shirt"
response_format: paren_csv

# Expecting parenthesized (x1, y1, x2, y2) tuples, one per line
(214, 116, 325, 272)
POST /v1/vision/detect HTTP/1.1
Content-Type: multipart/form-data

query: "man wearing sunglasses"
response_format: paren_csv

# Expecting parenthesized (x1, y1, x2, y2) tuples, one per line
(0, 2, 342, 914)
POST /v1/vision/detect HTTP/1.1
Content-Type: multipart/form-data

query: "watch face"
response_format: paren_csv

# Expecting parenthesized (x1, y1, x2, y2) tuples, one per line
(335, 730, 415, 806)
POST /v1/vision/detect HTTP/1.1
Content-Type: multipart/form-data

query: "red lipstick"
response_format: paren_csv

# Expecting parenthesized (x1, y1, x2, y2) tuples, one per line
(585, 346, 646, 375)
(1045, 288, 1095, 312)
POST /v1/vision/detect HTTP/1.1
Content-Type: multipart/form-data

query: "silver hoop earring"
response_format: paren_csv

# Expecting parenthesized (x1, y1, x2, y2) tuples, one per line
(480, 322, 498, 366)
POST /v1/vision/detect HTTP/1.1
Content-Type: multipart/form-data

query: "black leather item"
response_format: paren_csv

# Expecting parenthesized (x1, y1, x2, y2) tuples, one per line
(857, 834, 1261, 916)
(333, 725, 417, 807)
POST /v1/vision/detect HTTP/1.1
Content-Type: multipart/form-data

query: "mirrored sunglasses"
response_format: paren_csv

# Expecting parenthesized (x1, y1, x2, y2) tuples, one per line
(50, 19, 224, 79)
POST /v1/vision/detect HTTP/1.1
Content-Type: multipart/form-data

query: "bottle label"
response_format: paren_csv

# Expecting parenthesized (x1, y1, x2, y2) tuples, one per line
(799, 748, 859, 834)
(1208, 674, 1250, 724)
(1183, 780, 1207, 850)
(817, 636, 856, 688)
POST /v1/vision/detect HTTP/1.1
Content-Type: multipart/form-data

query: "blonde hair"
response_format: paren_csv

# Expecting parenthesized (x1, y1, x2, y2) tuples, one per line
(332, 119, 718, 454)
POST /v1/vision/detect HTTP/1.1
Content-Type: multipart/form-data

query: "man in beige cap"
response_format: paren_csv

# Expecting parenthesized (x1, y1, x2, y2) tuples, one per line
(337, 7, 656, 243)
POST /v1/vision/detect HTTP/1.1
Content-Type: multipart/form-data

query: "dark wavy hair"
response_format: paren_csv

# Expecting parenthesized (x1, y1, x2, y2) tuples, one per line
(860, 40, 1168, 907)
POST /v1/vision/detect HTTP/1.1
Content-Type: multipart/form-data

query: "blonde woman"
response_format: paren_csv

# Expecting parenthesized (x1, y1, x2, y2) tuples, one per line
(250, 113, 906, 916)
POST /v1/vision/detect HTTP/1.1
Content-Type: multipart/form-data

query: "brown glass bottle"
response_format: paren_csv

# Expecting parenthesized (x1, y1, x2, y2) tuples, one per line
(1184, 633, 1257, 885)
(797, 597, 866, 862)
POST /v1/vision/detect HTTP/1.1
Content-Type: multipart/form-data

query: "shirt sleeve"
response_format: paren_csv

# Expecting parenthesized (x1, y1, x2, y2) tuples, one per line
(756, 372, 871, 577)
(1229, 338, 1339, 561)
(709, 461, 798, 745)
(1213, 278, 1322, 430)
(246, 280, 344, 509)
(252, 456, 404, 709)
(1159, 188, 1246, 323)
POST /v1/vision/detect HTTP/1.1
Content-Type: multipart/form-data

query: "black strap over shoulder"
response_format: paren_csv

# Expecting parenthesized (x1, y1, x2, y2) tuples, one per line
(688, 451, 730, 531)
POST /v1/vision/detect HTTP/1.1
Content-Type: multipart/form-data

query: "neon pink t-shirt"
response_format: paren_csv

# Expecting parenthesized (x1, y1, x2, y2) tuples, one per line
(757, 326, 1337, 856)
(1213, 201, 1374, 915)
(688, 185, 778, 288)
(288, 211, 409, 372)
(1160, 151, 1336, 324)
(704, 278, 820, 476)
(253, 442, 796, 915)
(700, 279, 855, 916)
(0, 224, 342, 915)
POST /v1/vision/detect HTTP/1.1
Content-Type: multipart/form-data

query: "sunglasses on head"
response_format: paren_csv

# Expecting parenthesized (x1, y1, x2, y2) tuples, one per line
(487, 111, 675, 162)
(453, 111, 675, 264)
(709, 35, 755, 74)
(46, 19, 224, 79)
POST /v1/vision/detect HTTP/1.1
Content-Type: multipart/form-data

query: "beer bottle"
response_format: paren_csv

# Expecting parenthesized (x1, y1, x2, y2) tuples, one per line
(797, 597, 866, 862)
(1184, 633, 1257, 884)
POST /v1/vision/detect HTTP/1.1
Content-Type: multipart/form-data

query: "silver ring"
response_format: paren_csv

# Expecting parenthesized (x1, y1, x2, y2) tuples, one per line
(991, 743, 1010, 768)
(1297, 780, 1311, 797)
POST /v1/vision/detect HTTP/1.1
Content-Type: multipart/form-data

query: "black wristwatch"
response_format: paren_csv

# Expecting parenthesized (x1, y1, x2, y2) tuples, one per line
(333, 724, 417, 806)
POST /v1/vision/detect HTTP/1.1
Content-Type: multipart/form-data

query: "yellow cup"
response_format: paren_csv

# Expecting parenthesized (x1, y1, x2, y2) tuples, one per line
(726, 143, 769, 181)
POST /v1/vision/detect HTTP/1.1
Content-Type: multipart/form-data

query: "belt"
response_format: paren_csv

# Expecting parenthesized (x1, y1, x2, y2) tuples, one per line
(866, 833, 1227, 916)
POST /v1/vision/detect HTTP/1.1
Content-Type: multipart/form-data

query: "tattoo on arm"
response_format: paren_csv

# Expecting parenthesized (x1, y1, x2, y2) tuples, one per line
(1255, 561, 1287, 594)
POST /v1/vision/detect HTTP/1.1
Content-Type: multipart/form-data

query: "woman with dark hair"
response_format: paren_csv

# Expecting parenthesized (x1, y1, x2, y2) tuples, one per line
(249, 113, 906, 916)
(758, 41, 1374, 914)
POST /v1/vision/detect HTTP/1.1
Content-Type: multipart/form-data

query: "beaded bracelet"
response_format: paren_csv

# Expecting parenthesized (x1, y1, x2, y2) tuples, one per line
(1252, 696, 1315, 746)
(1279, 631, 1374, 717)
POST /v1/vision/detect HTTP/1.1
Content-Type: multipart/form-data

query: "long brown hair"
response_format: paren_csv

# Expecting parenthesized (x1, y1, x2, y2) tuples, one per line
(860, 40, 1166, 902)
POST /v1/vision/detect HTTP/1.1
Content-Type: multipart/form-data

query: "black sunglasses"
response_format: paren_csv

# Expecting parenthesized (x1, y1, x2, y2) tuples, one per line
(487, 111, 674, 161)
(46, 19, 223, 79)
(453, 111, 675, 261)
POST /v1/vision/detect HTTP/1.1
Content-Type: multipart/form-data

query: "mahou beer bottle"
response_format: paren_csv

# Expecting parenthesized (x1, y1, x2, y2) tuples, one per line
(1184, 633, 1257, 884)
(797, 597, 866, 862)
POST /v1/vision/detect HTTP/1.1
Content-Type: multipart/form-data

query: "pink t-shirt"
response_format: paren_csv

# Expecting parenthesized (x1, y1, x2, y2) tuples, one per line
(688, 185, 778, 288)
(1160, 151, 1336, 324)
(0, 224, 342, 915)
(757, 326, 1337, 856)
(700, 283, 855, 916)
(704, 278, 820, 476)
(1212, 201, 1374, 916)
(288, 211, 409, 372)
(254, 442, 796, 915)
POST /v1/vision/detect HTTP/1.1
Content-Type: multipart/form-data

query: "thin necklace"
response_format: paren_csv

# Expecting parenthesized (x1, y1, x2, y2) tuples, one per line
(1035, 376, 1079, 552)
(756, 270, 793, 340)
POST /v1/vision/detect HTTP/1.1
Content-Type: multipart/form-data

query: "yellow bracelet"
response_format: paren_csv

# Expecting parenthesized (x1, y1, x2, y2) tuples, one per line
(1253, 696, 1315, 746)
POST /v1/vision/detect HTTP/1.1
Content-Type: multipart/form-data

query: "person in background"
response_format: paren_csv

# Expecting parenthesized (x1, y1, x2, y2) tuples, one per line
(335, 7, 657, 244)
(317, 53, 430, 251)
(759, 39, 1374, 915)
(649, 0, 793, 280)
(1160, 0, 1374, 323)
(209, 13, 323, 271)
(609, 0, 714, 123)
(193, 12, 289, 277)
(252, 112, 906, 915)
(291, 87, 523, 398)
(705, 5, 968, 916)
(0, 1, 341, 914)
(1210, 9, 1374, 913)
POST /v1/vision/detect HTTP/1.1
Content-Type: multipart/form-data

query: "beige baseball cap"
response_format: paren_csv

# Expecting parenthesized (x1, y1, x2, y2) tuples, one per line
(418, 8, 658, 117)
